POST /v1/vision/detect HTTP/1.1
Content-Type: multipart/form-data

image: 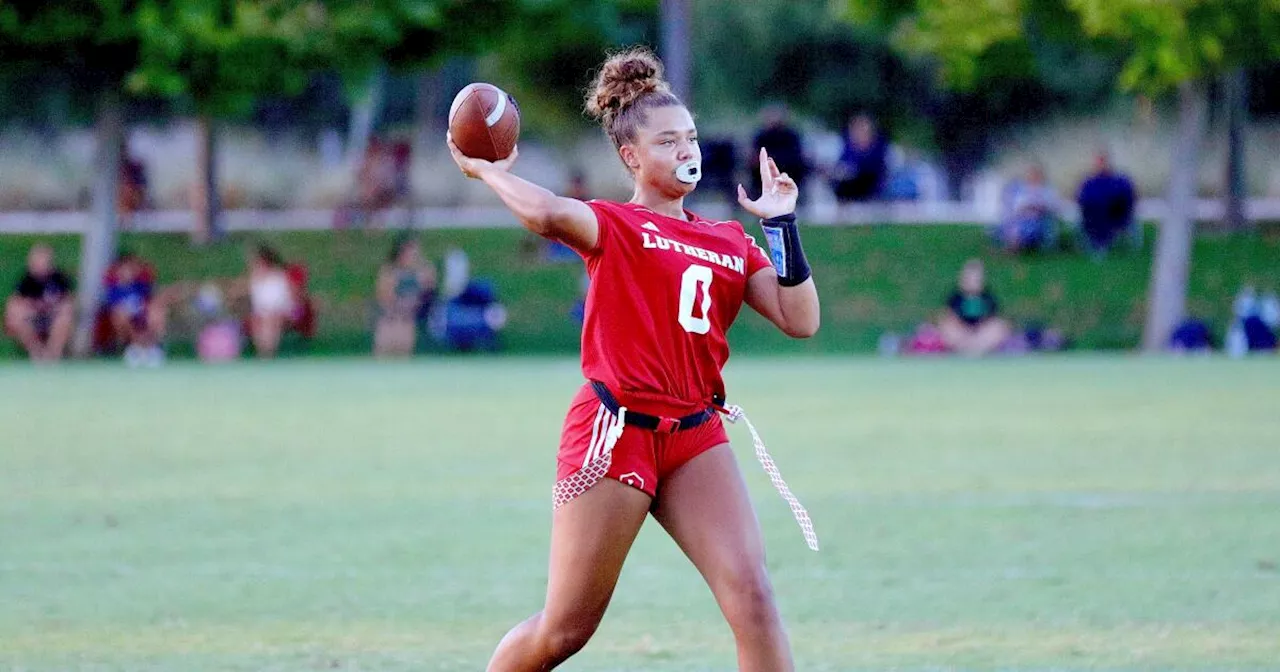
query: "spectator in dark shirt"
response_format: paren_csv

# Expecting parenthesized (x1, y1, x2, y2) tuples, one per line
(1077, 151, 1138, 257)
(750, 104, 809, 203)
(938, 259, 1013, 356)
(830, 114, 887, 203)
(4, 243, 76, 361)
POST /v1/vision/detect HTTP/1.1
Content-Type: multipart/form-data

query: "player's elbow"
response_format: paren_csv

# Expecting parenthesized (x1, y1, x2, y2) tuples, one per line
(522, 196, 570, 238)
(521, 203, 556, 237)
(783, 314, 820, 339)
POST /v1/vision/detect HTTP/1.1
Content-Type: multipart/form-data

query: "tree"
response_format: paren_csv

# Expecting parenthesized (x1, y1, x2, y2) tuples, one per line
(840, 0, 1280, 351)
(688, 0, 1120, 199)
(0, 0, 141, 354)
(478, 0, 656, 138)
(126, 1, 465, 243)
(0, 0, 517, 351)
(659, 0, 691, 104)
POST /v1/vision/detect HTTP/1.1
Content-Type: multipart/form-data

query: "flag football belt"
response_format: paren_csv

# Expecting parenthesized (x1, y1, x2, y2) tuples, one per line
(588, 380, 720, 434)
(556, 381, 820, 552)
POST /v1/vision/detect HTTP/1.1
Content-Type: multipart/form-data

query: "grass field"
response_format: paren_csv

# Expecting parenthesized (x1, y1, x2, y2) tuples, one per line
(2, 356, 1279, 671)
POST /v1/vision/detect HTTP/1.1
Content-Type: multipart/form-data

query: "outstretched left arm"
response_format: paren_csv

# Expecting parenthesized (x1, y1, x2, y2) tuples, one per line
(738, 148, 820, 339)
(746, 269, 819, 339)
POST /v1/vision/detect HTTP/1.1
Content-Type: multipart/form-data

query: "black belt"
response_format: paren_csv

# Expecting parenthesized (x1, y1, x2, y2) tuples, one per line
(589, 381, 723, 434)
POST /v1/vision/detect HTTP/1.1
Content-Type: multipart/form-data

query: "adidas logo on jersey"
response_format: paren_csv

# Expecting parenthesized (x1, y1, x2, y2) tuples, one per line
(642, 222, 661, 232)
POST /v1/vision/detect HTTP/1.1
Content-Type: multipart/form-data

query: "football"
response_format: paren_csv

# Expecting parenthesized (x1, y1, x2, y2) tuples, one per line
(448, 83, 521, 162)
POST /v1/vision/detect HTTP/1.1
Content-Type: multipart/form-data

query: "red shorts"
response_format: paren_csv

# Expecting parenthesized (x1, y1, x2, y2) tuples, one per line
(556, 384, 729, 499)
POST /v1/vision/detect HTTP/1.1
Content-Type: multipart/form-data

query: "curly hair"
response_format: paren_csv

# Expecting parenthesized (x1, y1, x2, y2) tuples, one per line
(584, 47, 684, 152)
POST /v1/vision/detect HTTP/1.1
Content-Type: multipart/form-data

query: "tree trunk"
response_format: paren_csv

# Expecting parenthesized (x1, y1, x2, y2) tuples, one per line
(345, 65, 387, 168)
(416, 67, 444, 153)
(192, 113, 221, 245)
(660, 0, 693, 105)
(72, 89, 124, 357)
(1142, 81, 1207, 352)
(1220, 67, 1248, 232)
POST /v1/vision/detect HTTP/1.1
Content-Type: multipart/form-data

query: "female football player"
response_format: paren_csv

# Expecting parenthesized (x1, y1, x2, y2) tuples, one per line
(448, 47, 819, 672)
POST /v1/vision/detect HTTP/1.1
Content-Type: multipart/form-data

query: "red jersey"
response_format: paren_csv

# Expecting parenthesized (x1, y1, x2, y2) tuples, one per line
(578, 200, 774, 416)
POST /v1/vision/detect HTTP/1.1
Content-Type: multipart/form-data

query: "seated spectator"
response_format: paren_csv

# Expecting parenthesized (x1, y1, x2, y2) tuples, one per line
(428, 247, 507, 352)
(829, 114, 887, 203)
(750, 104, 809, 203)
(233, 245, 296, 359)
(937, 259, 1013, 356)
(1225, 286, 1280, 356)
(995, 163, 1063, 253)
(1169, 318, 1214, 354)
(100, 252, 169, 366)
(374, 237, 436, 358)
(1077, 150, 1138, 257)
(4, 243, 75, 362)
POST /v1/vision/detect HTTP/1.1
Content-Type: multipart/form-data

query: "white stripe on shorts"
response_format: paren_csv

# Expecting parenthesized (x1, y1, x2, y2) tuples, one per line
(591, 412, 619, 466)
(584, 405, 607, 468)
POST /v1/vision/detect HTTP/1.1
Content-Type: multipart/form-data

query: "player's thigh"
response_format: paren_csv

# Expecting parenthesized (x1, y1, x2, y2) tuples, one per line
(543, 478, 650, 629)
(651, 444, 770, 599)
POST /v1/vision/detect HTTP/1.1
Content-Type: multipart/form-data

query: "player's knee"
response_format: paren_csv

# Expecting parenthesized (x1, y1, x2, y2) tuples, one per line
(538, 614, 600, 662)
(718, 564, 781, 635)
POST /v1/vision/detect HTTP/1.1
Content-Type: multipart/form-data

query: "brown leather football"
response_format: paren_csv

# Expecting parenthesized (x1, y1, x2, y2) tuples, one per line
(448, 83, 520, 162)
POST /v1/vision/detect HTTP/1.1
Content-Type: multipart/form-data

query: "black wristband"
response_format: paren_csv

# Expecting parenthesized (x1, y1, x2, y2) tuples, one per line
(759, 213, 812, 287)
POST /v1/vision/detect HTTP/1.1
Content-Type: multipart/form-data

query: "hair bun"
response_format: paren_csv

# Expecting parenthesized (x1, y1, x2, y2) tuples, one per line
(586, 47, 669, 123)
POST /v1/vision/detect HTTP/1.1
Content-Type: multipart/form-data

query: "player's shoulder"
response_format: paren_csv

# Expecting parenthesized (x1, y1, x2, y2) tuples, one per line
(687, 209, 747, 233)
(695, 212, 764, 248)
(586, 199, 636, 217)
(586, 200, 647, 229)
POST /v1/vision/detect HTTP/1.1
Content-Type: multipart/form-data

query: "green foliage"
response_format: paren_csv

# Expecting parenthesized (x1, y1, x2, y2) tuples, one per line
(478, 0, 657, 137)
(128, 1, 310, 114)
(842, 0, 1280, 94)
(128, 0, 499, 116)
(684, 0, 1121, 194)
(0, 0, 518, 118)
(0, 0, 141, 89)
(1068, 0, 1280, 94)
(695, 0, 931, 132)
(894, 0, 1029, 88)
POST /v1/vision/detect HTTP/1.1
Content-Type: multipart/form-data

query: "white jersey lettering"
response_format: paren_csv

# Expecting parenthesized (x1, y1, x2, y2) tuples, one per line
(642, 231, 745, 276)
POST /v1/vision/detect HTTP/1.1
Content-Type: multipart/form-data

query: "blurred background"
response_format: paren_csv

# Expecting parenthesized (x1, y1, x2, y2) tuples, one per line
(2, 0, 1280, 363)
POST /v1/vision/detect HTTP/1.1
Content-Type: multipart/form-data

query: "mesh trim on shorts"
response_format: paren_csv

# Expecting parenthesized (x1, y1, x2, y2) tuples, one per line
(553, 407, 627, 509)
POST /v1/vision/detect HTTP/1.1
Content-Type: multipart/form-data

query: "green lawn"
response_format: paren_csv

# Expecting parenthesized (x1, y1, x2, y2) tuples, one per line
(4, 223, 1279, 358)
(2, 356, 1278, 671)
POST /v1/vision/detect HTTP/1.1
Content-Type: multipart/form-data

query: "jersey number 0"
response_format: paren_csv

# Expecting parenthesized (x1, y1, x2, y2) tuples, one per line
(678, 264, 713, 335)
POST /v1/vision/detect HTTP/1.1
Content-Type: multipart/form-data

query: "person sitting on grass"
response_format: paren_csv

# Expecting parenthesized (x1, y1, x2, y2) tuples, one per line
(374, 236, 436, 358)
(995, 163, 1063, 253)
(225, 245, 296, 360)
(4, 243, 75, 362)
(938, 259, 1013, 356)
(102, 252, 170, 366)
(1077, 150, 1138, 258)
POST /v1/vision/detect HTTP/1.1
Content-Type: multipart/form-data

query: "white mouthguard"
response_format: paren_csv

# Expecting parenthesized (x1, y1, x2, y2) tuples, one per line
(675, 160, 702, 184)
